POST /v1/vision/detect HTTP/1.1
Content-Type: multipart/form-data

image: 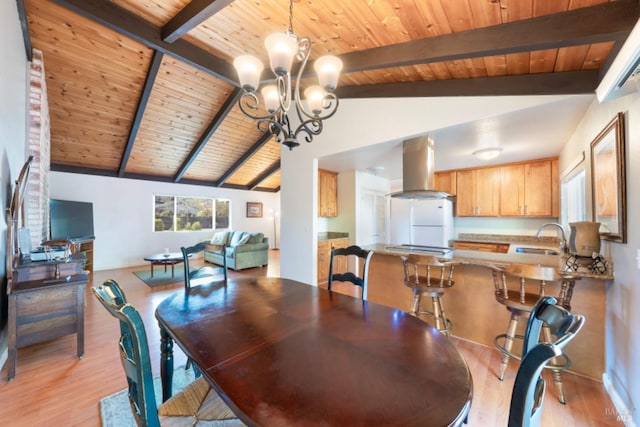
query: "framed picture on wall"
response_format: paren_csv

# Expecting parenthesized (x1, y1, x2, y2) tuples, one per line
(590, 112, 626, 243)
(246, 202, 263, 218)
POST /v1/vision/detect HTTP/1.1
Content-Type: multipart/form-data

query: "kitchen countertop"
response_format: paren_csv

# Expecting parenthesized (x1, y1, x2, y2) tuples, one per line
(362, 244, 614, 280)
(318, 232, 349, 241)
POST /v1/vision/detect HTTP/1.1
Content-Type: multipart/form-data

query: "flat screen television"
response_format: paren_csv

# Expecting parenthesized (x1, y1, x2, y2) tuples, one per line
(49, 199, 95, 242)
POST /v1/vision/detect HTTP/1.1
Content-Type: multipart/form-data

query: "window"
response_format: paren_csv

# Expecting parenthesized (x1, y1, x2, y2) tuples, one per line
(560, 167, 586, 229)
(154, 195, 230, 232)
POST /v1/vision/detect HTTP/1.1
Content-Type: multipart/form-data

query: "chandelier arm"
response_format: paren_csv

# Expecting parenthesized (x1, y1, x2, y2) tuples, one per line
(278, 74, 292, 113)
(294, 118, 323, 144)
(238, 92, 280, 121)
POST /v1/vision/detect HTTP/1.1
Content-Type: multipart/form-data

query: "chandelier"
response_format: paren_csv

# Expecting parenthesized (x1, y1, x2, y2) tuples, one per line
(233, 0, 343, 150)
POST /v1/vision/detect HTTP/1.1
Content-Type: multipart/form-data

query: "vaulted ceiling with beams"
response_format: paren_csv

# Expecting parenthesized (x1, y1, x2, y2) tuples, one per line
(20, 0, 639, 192)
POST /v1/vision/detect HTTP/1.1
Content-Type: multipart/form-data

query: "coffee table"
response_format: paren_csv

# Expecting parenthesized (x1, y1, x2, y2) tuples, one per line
(143, 252, 184, 278)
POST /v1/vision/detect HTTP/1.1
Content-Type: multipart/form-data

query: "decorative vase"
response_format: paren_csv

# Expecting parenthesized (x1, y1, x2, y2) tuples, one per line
(569, 221, 601, 257)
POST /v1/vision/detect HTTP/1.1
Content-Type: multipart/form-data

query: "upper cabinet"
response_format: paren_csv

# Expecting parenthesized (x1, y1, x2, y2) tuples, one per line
(434, 171, 457, 196)
(318, 169, 338, 217)
(499, 160, 552, 216)
(454, 158, 558, 218)
(456, 167, 500, 216)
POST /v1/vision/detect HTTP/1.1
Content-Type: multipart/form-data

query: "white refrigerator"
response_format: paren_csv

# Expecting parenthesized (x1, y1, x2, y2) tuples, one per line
(390, 198, 453, 247)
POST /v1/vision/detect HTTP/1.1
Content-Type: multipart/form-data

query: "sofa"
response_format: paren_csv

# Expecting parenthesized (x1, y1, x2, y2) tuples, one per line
(204, 230, 269, 270)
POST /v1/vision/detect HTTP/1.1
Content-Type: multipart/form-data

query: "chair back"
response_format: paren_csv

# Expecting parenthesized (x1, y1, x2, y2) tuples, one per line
(92, 280, 160, 427)
(401, 254, 457, 290)
(508, 296, 585, 427)
(492, 263, 579, 308)
(181, 242, 227, 290)
(328, 245, 373, 300)
(523, 296, 585, 356)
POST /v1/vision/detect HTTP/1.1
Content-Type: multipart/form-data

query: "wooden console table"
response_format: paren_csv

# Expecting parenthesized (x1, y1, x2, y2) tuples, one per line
(7, 253, 88, 380)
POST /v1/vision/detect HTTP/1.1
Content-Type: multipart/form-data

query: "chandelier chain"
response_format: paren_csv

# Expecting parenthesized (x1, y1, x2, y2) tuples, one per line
(288, 0, 294, 34)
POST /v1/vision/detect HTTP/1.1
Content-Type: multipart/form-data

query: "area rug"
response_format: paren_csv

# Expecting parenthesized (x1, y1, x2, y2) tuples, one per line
(133, 266, 185, 287)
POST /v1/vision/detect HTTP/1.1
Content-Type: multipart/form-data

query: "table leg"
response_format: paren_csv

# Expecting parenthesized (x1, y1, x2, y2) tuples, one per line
(159, 325, 174, 401)
(171, 263, 175, 277)
(150, 262, 154, 278)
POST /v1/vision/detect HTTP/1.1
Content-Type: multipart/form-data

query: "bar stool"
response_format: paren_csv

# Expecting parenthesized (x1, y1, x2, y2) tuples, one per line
(491, 263, 580, 404)
(401, 254, 457, 336)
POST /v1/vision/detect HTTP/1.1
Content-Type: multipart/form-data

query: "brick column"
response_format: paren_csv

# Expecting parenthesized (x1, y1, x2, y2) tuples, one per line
(26, 48, 50, 249)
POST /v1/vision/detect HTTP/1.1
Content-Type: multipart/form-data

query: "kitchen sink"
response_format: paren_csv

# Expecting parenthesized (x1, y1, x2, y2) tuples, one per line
(513, 247, 560, 256)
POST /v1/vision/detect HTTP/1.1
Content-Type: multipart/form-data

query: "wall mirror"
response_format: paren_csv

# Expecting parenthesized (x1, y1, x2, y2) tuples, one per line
(590, 112, 626, 243)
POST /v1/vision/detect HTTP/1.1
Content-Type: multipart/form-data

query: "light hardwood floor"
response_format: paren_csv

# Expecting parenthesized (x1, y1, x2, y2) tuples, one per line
(0, 250, 622, 426)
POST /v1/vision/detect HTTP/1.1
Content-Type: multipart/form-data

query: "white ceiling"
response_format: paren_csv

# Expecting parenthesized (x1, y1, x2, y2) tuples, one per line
(318, 95, 594, 181)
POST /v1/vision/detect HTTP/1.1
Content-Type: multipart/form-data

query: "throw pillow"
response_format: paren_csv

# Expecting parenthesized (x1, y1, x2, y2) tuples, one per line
(237, 233, 251, 245)
(247, 232, 264, 244)
(229, 231, 247, 247)
(210, 231, 228, 245)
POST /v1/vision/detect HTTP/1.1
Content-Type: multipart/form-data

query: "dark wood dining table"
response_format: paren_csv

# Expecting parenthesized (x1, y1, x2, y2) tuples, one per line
(155, 277, 473, 426)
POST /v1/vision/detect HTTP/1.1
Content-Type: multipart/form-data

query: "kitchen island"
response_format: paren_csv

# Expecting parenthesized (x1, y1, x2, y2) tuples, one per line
(361, 244, 613, 380)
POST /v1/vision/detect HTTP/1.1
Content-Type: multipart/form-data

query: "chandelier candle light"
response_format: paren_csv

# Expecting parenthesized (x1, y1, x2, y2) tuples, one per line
(233, 0, 343, 150)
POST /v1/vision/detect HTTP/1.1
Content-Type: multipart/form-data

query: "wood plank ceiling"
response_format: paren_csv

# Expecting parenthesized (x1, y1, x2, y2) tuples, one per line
(21, 0, 640, 192)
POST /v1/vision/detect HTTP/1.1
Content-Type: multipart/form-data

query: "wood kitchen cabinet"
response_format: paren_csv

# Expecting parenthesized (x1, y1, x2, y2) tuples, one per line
(456, 167, 500, 216)
(452, 241, 510, 253)
(435, 171, 456, 196)
(499, 160, 552, 216)
(317, 238, 348, 285)
(551, 158, 559, 217)
(318, 169, 338, 217)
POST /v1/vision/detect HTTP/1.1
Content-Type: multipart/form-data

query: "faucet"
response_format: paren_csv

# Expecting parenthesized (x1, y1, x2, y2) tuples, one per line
(536, 222, 567, 253)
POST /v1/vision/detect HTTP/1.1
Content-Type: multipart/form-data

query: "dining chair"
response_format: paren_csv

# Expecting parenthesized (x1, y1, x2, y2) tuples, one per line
(491, 263, 581, 403)
(181, 242, 227, 290)
(401, 254, 458, 336)
(327, 245, 373, 300)
(508, 296, 585, 426)
(92, 279, 241, 427)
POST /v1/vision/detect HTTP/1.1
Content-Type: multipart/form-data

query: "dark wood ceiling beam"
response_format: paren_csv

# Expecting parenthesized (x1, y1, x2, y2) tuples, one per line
(174, 88, 242, 182)
(336, 71, 600, 98)
(16, 0, 32, 61)
(216, 132, 273, 186)
(50, 163, 279, 192)
(248, 161, 281, 190)
(119, 50, 164, 177)
(51, 0, 238, 85)
(162, 0, 235, 43)
(337, 0, 639, 74)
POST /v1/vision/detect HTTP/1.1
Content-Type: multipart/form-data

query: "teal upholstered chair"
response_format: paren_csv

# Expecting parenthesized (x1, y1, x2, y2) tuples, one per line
(181, 242, 227, 290)
(92, 280, 240, 427)
(508, 296, 585, 427)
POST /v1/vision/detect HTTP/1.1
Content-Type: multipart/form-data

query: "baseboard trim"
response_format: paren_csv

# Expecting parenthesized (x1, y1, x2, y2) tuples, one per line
(603, 373, 636, 427)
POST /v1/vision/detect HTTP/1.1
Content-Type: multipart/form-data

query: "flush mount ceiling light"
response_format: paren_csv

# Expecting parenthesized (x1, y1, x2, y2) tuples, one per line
(472, 147, 503, 161)
(233, 0, 343, 150)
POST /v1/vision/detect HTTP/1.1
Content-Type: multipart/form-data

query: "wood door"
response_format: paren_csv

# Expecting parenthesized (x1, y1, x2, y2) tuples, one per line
(524, 161, 552, 216)
(551, 159, 559, 217)
(475, 167, 500, 216)
(455, 170, 476, 216)
(317, 241, 331, 284)
(435, 171, 456, 195)
(332, 239, 349, 274)
(499, 164, 525, 216)
(318, 170, 338, 217)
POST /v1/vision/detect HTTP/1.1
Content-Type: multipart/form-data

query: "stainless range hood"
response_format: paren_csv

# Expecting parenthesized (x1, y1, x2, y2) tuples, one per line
(389, 136, 452, 199)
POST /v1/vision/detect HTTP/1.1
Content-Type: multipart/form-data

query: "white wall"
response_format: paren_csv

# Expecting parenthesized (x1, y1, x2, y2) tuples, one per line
(51, 172, 280, 271)
(280, 95, 582, 284)
(0, 0, 28, 368)
(560, 92, 639, 423)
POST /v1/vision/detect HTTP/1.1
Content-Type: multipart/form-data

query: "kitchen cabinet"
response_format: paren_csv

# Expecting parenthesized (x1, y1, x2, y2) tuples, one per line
(452, 241, 510, 253)
(317, 238, 348, 285)
(435, 171, 456, 196)
(551, 158, 559, 217)
(499, 160, 552, 216)
(318, 169, 338, 217)
(456, 167, 500, 216)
